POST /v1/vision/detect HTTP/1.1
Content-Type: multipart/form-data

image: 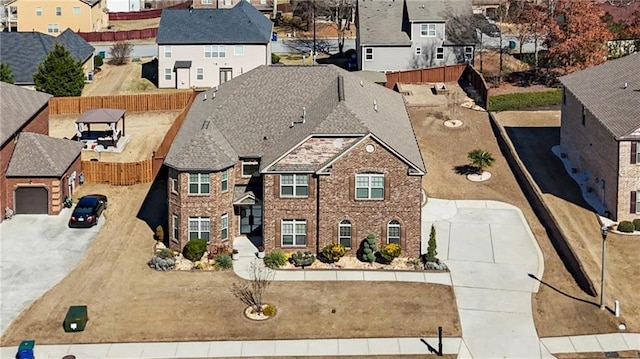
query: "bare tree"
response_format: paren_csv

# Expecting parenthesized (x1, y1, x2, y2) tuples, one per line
(446, 91, 464, 121)
(109, 41, 133, 65)
(230, 261, 274, 314)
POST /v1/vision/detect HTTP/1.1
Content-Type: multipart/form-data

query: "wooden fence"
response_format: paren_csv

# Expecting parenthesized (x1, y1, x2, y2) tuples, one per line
(49, 92, 193, 115)
(462, 65, 491, 107)
(78, 28, 157, 42)
(81, 159, 154, 185)
(385, 64, 467, 90)
(108, 0, 192, 20)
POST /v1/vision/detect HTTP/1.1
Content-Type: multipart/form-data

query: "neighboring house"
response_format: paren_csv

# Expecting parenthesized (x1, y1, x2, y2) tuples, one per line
(164, 65, 426, 257)
(156, 1, 273, 89)
(356, 0, 475, 72)
(106, 0, 140, 12)
(559, 53, 640, 222)
(0, 28, 95, 87)
(4, 0, 108, 34)
(192, 0, 273, 15)
(0, 82, 84, 222)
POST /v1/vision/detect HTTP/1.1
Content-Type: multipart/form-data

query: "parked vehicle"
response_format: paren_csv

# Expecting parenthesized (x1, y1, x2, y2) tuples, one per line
(68, 194, 107, 228)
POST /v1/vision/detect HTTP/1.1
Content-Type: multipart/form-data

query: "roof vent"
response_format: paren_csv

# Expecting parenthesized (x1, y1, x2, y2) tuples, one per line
(201, 120, 210, 130)
(338, 75, 345, 102)
(623, 82, 628, 89)
(203, 94, 207, 101)
(373, 100, 378, 112)
(360, 80, 364, 87)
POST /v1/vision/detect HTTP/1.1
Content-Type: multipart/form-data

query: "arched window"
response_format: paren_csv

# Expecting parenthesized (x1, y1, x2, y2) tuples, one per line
(387, 220, 400, 245)
(339, 220, 352, 249)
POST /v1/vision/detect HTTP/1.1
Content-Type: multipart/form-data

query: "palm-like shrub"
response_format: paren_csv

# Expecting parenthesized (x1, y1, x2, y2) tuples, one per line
(468, 149, 495, 174)
(214, 254, 233, 269)
(263, 250, 287, 269)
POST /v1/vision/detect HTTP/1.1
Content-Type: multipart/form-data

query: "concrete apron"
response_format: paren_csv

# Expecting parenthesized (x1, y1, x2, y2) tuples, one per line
(423, 198, 551, 359)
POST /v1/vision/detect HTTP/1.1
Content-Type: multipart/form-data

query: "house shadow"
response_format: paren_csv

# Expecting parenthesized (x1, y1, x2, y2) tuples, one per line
(136, 166, 168, 245)
(141, 58, 158, 88)
(504, 126, 593, 211)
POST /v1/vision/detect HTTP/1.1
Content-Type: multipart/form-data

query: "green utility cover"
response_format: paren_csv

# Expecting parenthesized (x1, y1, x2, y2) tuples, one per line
(18, 340, 35, 350)
(63, 305, 88, 332)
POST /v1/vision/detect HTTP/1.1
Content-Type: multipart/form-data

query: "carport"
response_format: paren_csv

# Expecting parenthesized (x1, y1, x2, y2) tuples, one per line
(14, 187, 48, 214)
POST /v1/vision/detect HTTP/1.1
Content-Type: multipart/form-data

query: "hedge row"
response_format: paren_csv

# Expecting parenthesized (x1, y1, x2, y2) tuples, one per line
(489, 89, 562, 112)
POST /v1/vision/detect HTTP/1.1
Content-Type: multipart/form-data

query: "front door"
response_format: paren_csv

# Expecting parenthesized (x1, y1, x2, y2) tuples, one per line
(219, 68, 232, 85)
(240, 204, 261, 235)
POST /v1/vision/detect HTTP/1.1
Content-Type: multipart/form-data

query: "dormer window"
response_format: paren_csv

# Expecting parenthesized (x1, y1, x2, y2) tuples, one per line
(420, 24, 436, 37)
(242, 160, 259, 177)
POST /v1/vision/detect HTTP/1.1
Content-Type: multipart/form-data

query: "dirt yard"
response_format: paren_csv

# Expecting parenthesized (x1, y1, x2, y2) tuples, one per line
(408, 93, 626, 337)
(83, 60, 187, 96)
(0, 181, 460, 346)
(48, 111, 181, 162)
(109, 18, 160, 31)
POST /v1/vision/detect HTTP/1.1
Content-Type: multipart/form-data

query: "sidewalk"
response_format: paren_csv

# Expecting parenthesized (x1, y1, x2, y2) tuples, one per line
(541, 333, 640, 354)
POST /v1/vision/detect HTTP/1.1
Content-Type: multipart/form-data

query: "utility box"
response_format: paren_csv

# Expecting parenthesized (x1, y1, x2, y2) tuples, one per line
(64, 305, 88, 332)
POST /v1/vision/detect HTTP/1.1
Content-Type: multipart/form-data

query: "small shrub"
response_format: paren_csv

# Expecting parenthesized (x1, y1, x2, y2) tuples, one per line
(321, 243, 346, 263)
(157, 248, 174, 259)
(155, 225, 164, 241)
(291, 251, 316, 267)
(633, 219, 640, 231)
(271, 53, 280, 64)
(195, 261, 204, 270)
(425, 225, 438, 263)
(380, 243, 402, 263)
(214, 254, 233, 269)
(262, 304, 277, 317)
(147, 256, 175, 271)
(183, 238, 207, 261)
(94, 55, 103, 68)
(358, 233, 378, 263)
(264, 250, 287, 269)
(617, 220, 635, 233)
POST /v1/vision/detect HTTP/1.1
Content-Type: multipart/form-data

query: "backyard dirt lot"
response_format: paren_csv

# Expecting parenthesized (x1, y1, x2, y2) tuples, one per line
(408, 93, 626, 337)
(0, 182, 460, 346)
(48, 111, 181, 162)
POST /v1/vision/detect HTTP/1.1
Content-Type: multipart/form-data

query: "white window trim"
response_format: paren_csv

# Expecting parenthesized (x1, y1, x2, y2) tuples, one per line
(355, 173, 384, 200)
(635, 141, 640, 164)
(56, 6, 62, 16)
(339, 220, 351, 249)
(189, 217, 210, 243)
(48, 24, 59, 33)
(170, 177, 178, 194)
(436, 47, 444, 60)
(164, 46, 172, 58)
(242, 160, 259, 177)
(221, 213, 229, 241)
(164, 68, 172, 80)
(188, 173, 210, 195)
(364, 48, 373, 61)
(196, 67, 204, 81)
(205, 45, 226, 58)
(234, 45, 244, 56)
(415, 47, 421, 56)
(420, 23, 436, 37)
(36, 7, 42, 16)
(281, 219, 307, 247)
(387, 220, 400, 245)
(280, 174, 309, 198)
(73, 6, 81, 14)
(221, 169, 228, 192)
(224, 0, 231, 4)
(201, 0, 213, 3)
(172, 214, 179, 240)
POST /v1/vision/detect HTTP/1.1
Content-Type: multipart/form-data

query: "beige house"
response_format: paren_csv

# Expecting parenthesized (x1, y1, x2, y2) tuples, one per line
(559, 53, 640, 222)
(4, 0, 107, 34)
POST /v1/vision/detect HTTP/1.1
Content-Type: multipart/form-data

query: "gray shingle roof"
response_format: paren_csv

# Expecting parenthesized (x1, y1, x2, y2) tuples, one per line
(79, 0, 101, 6)
(405, 0, 471, 22)
(174, 60, 192, 69)
(6, 132, 83, 177)
(156, 1, 273, 45)
(0, 82, 52, 146)
(0, 29, 94, 85)
(559, 53, 640, 140)
(357, 0, 410, 46)
(165, 65, 426, 174)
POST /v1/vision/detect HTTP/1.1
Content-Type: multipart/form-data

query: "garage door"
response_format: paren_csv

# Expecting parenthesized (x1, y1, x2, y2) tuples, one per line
(15, 187, 48, 214)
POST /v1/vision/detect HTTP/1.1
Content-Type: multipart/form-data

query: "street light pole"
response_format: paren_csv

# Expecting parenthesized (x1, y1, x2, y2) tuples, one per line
(600, 226, 608, 310)
(312, 0, 316, 64)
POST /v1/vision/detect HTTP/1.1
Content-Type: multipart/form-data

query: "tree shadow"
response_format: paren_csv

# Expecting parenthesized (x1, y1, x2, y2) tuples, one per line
(453, 164, 478, 175)
(136, 166, 168, 245)
(528, 273, 598, 307)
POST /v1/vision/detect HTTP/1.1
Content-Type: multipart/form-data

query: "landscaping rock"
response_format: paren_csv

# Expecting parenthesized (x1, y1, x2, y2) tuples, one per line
(147, 256, 175, 271)
(424, 261, 448, 271)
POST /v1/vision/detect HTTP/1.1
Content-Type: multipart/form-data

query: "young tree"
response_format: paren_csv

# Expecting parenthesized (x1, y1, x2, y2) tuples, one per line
(468, 149, 495, 174)
(0, 62, 14, 84)
(33, 43, 85, 97)
(519, 4, 548, 75)
(425, 225, 438, 263)
(109, 41, 133, 65)
(230, 261, 274, 314)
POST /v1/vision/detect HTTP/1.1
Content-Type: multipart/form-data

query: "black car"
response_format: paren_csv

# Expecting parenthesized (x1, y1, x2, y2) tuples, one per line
(68, 194, 107, 228)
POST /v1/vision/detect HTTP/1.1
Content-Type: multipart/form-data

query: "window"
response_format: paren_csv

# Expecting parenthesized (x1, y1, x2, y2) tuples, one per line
(35, 7, 42, 16)
(234, 45, 244, 56)
(221, 169, 228, 192)
(634, 142, 640, 164)
(339, 220, 352, 249)
(201, 0, 213, 4)
(196, 68, 204, 81)
(280, 174, 309, 197)
(170, 176, 178, 193)
(282, 219, 306, 246)
(420, 23, 436, 37)
(436, 47, 444, 60)
(221, 213, 228, 241)
(164, 68, 172, 81)
(47, 24, 59, 33)
(635, 191, 640, 213)
(172, 214, 179, 240)
(355, 173, 384, 199)
(387, 220, 400, 245)
(261, 0, 267, 3)
(364, 48, 373, 61)
(188, 173, 210, 194)
(164, 46, 172, 58)
(415, 47, 421, 56)
(242, 160, 259, 177)
(582, 106, 586, 126)
(464, 46, 473, 60)
(56, 6, 62, 16)
(73, 6, 81, 14)
(224, 0, 231, 4)
(189, 217, 210, 242)
(205, 45, 226, 58)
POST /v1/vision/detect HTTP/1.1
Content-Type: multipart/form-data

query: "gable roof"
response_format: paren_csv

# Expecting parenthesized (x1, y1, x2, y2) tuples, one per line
(559, 53, 640, 140)
(156, 1, 273, 45)
(405, 0, 471, 22)
(6, 132, 83, 177)
(79, 0, 102, 6)
(165, 65, 426, 174)
(0, 82, 52, 146)
(0, 29, 94, 85)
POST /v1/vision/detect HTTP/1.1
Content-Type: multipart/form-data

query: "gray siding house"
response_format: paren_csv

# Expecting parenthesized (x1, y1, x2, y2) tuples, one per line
(356, 0, 475, 72)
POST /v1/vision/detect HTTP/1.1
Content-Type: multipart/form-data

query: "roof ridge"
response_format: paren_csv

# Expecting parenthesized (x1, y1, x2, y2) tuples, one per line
(31, 133, 60, 172)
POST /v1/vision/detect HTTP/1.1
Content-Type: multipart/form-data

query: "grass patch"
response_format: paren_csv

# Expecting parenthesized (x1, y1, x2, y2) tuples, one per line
(489, 89, 562, 111)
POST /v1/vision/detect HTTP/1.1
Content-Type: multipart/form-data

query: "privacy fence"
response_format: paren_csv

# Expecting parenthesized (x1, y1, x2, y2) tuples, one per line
(49, 92, 193, 115)
(77, 28, 157, 42)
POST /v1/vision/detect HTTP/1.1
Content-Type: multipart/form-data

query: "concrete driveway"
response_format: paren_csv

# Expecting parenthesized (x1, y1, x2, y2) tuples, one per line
(423, 198, 549, 359)
(0, 209, 104, 335)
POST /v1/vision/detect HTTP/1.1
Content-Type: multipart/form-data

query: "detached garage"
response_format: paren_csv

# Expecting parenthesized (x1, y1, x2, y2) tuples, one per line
(14, 187, 48, 214)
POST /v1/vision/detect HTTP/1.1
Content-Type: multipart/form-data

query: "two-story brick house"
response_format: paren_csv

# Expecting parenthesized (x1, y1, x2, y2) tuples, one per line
(559, 53, 640, 222)
(156, 1, 273, 89)
(164, 65, 426, 257)
(0, 82, 84, 222)
(4, 0, 107, 34)
(356, 0, 475, 72)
